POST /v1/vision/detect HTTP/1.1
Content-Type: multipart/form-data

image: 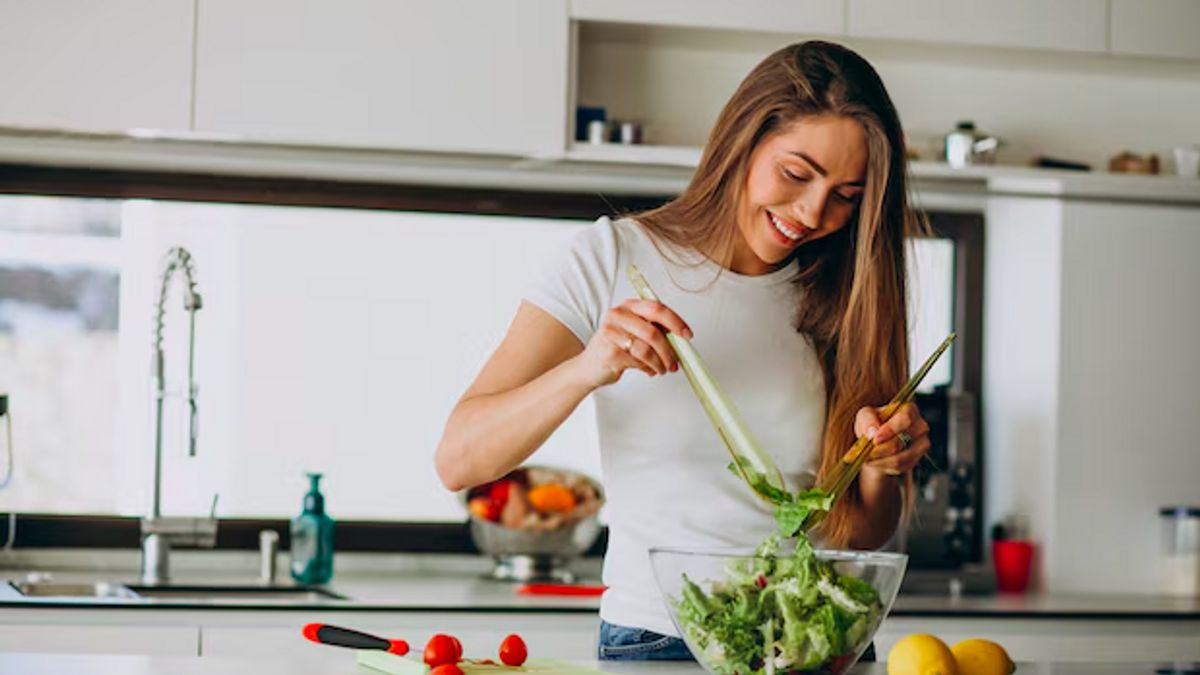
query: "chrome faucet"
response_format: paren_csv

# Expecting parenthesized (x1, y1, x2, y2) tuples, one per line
(141, 247, 217, 585)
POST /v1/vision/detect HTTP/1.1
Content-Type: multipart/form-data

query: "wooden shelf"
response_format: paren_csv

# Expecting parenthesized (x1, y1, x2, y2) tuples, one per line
(564, 142, 1200, 205)
(564, 142, 702, 167)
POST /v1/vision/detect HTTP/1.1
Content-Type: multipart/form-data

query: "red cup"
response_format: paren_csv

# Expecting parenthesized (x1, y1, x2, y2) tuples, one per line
(992, 539, 1035, 593)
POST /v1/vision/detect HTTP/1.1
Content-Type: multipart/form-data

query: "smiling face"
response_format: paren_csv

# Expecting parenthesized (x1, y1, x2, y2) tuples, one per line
(731, 115, 868, 275)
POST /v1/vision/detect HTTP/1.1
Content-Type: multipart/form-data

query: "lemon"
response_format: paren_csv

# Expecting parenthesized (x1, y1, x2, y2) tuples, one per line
(887, 634, 959, 675)
(951, 638, 1015, 675)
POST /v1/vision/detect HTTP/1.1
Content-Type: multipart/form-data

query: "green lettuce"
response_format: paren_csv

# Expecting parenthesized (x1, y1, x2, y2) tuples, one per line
(673, 533, 882, 675)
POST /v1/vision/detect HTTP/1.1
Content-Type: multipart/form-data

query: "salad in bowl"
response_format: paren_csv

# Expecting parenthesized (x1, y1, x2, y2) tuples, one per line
(651, 536, 906, 675)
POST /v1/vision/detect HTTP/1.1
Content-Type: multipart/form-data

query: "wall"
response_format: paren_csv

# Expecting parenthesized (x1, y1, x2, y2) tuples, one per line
(1050, 201, 1200, 594)
(980, 197, 1064, 590)
(112, 203, 606, 521)
(578, 27, 1200, 171)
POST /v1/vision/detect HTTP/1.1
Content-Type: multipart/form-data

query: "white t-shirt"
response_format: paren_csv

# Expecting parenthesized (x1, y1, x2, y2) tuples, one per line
(524, 217, 826, 637)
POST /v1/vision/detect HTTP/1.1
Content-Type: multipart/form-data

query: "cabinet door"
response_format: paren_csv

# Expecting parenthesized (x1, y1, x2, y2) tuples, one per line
(569, 0, 845, 36)
(1111, 0, 1200, 60)
(194, 0, 569, 157)
(0, 622, 198, 656)
(0, 0, 194, 133)
(878, 617, 1200, 662)
(847, 0, 1107, 53)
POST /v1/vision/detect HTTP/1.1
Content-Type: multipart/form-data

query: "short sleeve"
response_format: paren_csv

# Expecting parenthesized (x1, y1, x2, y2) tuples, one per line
(523, 216, 620, 345)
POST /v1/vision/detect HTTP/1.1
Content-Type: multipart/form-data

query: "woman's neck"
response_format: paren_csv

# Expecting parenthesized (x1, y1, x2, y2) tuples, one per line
(727, 244, 774, 276)
(723, 229, 786, 276)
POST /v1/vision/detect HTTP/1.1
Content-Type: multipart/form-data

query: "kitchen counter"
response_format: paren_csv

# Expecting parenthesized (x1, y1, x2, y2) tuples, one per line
(2, 550, 1198, 617)
(2, 653, 1195, 674)
(3, 568, 1198, 619)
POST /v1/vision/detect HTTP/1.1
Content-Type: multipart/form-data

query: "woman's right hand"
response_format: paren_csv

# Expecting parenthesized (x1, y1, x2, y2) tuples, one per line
(574, 299, 693, 388)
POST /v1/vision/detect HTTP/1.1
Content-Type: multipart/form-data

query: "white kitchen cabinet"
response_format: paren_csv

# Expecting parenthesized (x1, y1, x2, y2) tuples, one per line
(194, 0, 570, 158)
(569, 0, 845, 37)
(980, 194, 1200, 598)
(1110, 0, 1200, 60)
(0, 610, 199, 656)
(847, 0, 1108, 53)
(878, 616, 1200, 662)
(0, 0, 194, 134)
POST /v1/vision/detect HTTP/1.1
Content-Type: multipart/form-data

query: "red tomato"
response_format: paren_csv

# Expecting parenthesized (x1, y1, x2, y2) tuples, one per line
(429, 665, 463, 675)
(424, 634, 461, 667)
(467, 497, 501, 522)
(498, 634, 527, 667)
(488, 480, 514, 506)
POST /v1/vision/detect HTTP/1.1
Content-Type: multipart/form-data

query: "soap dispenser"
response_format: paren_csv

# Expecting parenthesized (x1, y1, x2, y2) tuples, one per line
(290, 472, 335, 585)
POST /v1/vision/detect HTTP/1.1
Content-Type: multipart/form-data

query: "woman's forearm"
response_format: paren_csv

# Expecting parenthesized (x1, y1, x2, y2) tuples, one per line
(435, 355, 596, 491)
(848, 469, 903, 550)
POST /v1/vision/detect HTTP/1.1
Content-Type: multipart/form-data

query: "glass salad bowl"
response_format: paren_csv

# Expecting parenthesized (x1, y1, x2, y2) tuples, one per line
(650, 544, 907, 675)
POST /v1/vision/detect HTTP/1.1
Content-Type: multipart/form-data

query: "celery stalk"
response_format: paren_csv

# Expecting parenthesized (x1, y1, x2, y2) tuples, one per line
(626, 264, 787, 503)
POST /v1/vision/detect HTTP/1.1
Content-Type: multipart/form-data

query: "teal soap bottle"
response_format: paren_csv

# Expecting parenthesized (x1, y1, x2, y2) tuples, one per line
(290, 472, 335, 585)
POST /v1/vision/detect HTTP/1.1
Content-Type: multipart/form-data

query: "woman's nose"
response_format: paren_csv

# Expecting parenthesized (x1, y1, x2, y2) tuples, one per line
(795, 187, 830, 229)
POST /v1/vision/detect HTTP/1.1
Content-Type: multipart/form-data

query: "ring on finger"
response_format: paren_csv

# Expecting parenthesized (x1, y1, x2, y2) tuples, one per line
(897, 431, 913, 451)
(621, 335, 635, 352)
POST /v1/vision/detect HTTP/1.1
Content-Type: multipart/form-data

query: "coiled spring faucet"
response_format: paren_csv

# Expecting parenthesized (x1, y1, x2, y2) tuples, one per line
(142, 247, 216, 584)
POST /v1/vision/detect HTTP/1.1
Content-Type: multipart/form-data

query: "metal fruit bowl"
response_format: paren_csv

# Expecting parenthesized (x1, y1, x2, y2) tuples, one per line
(462, 465, 604, 583)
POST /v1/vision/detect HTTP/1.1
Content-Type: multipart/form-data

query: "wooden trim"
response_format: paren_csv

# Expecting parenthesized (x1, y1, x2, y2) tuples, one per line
(0, 163, 670, 219)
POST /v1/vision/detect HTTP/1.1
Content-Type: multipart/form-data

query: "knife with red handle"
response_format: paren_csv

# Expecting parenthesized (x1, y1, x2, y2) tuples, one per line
(516, 583, 606, 596)
(302, 623, 409, 655)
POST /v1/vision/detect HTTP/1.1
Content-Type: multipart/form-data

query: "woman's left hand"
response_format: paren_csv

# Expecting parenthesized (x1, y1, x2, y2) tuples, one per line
(854, 402, 931, 476)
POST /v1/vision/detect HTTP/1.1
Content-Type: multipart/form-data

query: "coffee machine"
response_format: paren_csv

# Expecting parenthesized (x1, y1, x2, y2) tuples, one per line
(903, 388, 984, 575)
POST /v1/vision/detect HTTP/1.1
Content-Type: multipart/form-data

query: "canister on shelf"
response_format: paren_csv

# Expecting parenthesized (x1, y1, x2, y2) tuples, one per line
(575, 106, 606, 143)
(586, 119, 609, 145)
(616, 121, 643, 145)
(1162, 506, 1200, 597)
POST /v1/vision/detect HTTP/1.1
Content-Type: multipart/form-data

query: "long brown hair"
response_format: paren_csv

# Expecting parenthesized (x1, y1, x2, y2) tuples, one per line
(636, 41, 925, 548)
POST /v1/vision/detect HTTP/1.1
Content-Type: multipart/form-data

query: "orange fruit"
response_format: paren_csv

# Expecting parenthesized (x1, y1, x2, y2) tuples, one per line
(527, 484, 576, 513)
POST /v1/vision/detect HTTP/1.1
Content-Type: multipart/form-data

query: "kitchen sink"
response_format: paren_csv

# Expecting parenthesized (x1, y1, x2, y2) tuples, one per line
(126, 584, 346, 602)
(8, 580, 346, 603)
(10, 581, 141, 600)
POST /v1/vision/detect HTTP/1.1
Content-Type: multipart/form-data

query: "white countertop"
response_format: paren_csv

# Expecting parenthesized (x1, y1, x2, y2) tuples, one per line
(1, 653, 1190, 675)
(3, 565, 1198, 618)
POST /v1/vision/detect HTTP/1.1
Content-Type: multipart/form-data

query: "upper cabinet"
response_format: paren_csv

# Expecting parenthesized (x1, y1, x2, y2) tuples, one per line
(1110, 0, 1200, 60)
(569, 0, 845, 36)
(0, 0, 194, 133)
(193, 0, 570, 157)
(846, 0, 1108, 53)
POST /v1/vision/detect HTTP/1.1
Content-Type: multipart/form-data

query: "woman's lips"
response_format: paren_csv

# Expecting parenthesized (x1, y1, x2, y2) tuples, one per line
(766, 210, 808, 246)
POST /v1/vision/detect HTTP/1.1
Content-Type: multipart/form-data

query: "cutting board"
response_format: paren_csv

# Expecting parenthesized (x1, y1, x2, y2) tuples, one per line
(357, 651, 607, 675)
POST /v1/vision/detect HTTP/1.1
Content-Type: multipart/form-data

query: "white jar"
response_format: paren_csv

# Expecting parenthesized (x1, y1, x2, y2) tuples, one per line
(1161, 506, 1200, 597)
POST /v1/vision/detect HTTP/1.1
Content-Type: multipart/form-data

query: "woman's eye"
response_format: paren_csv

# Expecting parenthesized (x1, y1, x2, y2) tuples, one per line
(835, 192, 862, 204)
(782, 168, 811, 182)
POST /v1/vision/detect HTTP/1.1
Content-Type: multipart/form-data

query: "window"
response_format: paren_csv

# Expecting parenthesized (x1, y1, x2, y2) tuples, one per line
(0, 196, 601, 521)
(0, 196, 122, 513)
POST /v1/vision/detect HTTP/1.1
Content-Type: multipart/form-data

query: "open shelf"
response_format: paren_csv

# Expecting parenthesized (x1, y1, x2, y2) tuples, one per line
(564, 142, 702, 167)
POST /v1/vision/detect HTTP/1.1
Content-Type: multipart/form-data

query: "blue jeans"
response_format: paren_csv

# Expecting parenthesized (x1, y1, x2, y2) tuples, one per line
(597, 620, 694, 661)
(596, 620, 878, 664)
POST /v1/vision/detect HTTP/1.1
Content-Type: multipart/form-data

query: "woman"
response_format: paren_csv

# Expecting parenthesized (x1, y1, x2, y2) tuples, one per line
(435, 41, 930, 661)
